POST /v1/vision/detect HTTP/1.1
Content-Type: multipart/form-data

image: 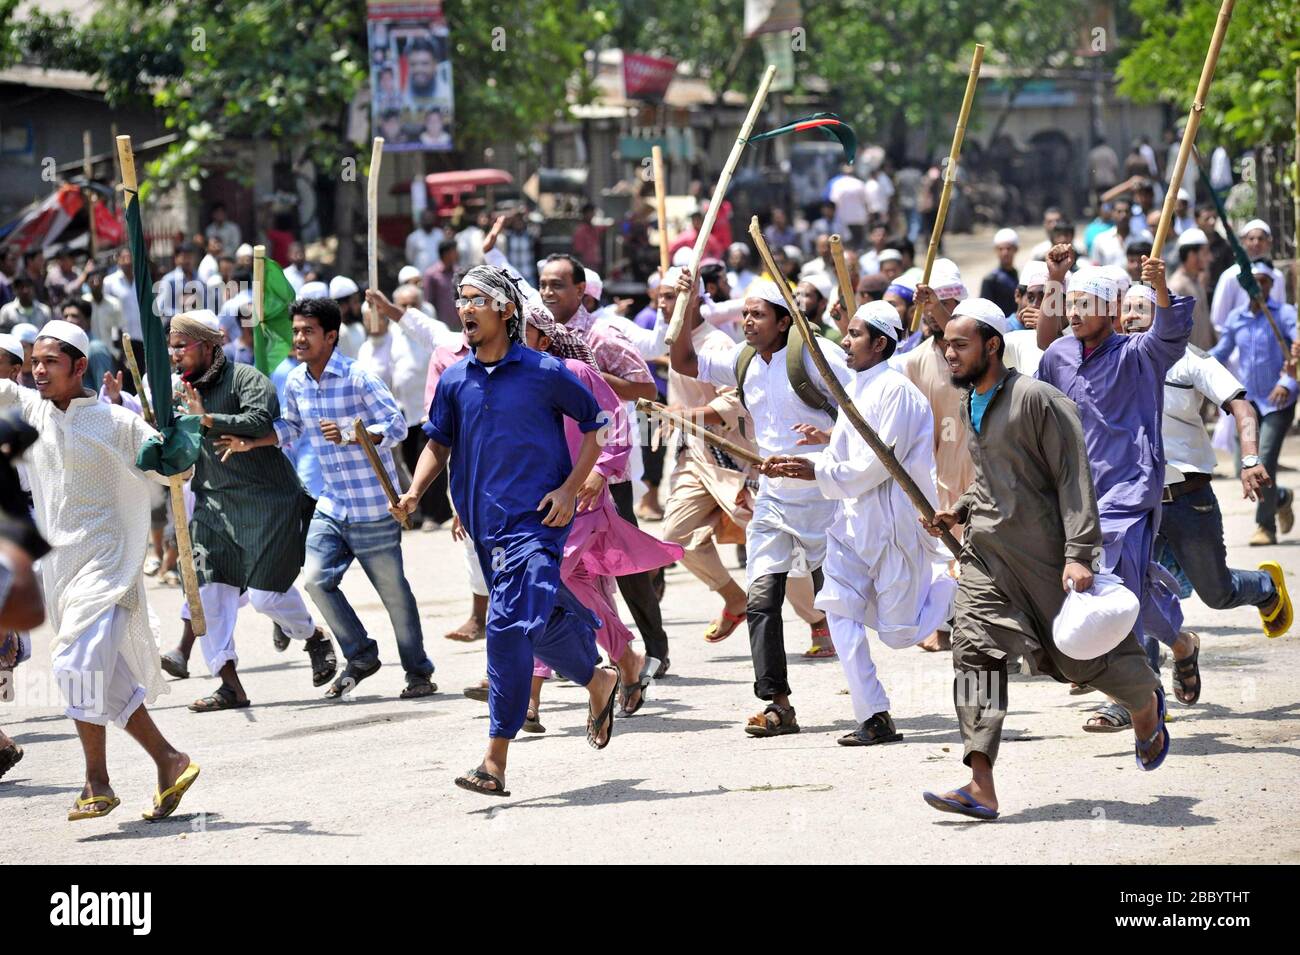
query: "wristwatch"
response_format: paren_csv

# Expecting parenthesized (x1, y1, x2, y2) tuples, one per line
(1241, 454, 1260, 469)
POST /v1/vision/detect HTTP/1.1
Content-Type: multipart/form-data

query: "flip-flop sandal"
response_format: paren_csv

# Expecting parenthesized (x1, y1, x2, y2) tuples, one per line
(0, 743, 23, 781)
(142, 761, 201, 821)
(586, 666, 618, 750)
(68, 792, 121, 821)
(463, 682, 489, 702)
(922, 787, 999, 820)
(1259, 561, 1293, 638)
(454, 765, 510, 797)
(523, 709, 546, 734)
(1135, 686, 1170, 772)
(704, 608, 745, 643)
(802, 644, 837, 658)
(1069, 683, 1096, 695)
(1172, 633, 1201, 705)
(744, 703, 799, 737)
(188, 685, 250, 712)
(1082, 701, 1131, 733)
(160, 649, 189, 680)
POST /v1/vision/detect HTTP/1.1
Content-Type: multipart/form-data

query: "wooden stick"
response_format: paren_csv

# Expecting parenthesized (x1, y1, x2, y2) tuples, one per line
(748, 216, 963, 558)
(353, 418, 410, 529)
(368, 137, 384, 295)
(666, 65, 777, 344)
(252, 244, 266, 329)
(116, 133, 207, 636)
(652, 144, 670, 276)
(636, 399, 762, 467)
(909, 44, 984, 333)
(1150, 0, 1235, 259)
(120, 332, 154, 426)
(829, 234, 855, 317)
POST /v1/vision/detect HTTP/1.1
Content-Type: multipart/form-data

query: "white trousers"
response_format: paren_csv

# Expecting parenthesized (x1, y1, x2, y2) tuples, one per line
(52, 605, 146, 728)
(182, 582, 317, 677)
(463, 535, 488, 597)
(827, 611, 891, 723)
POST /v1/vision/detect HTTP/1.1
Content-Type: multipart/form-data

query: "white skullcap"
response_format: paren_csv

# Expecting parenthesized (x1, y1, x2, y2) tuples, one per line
(877, 248, 903, 263)
(853, 301, 901, 341)
(782, 245, 804, 262)
(930, 259, 967, 301)
(0, 334, 23, 361)
(1249, 260, 1275, 277)
(1176, 189, 1192, 203)
(11, 323, 38, 344)
(646, 273, 662, 291)
(1100, 264, 1131, 299)
(663, 266, 703, 296)
(37, 319, 90, 356)
(894, 267, 923, 292)
(329, 275, 360, 299)
(1069, 267, 1120, 302)
(994, 228, 1019, 247)
(398, 265, 421, 284)
(805, 272, 835, 300)
(1020, 260, 1049, 290)
(299, 280, 329, 300)
(236, 243, 254, 258)
(745, 278, 790, 312)
(952, 297, 1008, 336)
(1241, 219, 1271, 237)
(1124, 284, 1157, 305)
(672, 246, 694, 267)
(1177, 227, 1209, 249)
(583, 268, 603, 302)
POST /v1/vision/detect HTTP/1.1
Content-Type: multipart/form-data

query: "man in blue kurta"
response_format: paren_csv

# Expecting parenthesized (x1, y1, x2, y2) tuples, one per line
(389, 266, 620, 798)
(1036, 248, 1193, 704)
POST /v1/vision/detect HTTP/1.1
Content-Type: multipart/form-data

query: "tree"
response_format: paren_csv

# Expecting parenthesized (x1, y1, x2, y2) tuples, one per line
(1116, 0, 1300, 150)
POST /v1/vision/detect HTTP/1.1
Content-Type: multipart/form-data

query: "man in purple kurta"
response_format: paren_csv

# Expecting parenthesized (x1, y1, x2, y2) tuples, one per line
(1036, 248, 1193, 683)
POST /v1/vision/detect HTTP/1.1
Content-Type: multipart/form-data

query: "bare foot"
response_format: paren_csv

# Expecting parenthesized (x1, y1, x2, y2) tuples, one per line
(445, 616, 485, 642)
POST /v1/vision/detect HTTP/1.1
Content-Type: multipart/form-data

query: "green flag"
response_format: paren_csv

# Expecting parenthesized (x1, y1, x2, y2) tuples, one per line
(253, 258, 297, 375)
(125, 193, 200, 476)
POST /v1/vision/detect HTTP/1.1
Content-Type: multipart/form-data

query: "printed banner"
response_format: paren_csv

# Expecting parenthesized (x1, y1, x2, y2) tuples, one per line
(622, 52, 677, 102)
(368, 1, 455, 152)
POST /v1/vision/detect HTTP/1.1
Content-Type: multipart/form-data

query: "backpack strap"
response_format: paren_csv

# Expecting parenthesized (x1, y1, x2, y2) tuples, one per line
(733, 344, 757, 410)
(786, 325, 838, 418)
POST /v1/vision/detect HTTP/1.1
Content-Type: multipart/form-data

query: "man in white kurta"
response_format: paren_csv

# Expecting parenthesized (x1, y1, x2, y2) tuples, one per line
(765, 302, 956, 745)
(2, 320, 198, 821)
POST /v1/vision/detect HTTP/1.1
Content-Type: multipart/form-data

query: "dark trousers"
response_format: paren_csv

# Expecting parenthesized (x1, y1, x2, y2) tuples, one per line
(1158, 483, 1275, 610)
(641, 430, 666, 487)
(609, 481, 669, 662)
(1252, 403, 1295, 533)
(748, 567, 824, 701)
(400, 429, 451, 525)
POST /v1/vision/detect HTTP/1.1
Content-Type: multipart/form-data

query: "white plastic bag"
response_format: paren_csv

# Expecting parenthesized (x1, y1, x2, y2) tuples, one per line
(1052, 571, 1140, 661)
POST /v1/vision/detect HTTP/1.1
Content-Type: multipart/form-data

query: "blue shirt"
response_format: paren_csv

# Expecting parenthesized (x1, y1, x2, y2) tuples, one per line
(274, 350, 406, 522)
(271, 356, 323, 499)
(1211, 301, 1298, 415)
(970, 382, 997, 434)
(424, 342, 601, 573)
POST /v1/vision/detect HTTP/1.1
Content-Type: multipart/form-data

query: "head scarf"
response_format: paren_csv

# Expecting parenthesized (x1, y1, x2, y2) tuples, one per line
(523, 300, 597, 367)
(460, 264, 526, 342)
(171, 310, 225, 345)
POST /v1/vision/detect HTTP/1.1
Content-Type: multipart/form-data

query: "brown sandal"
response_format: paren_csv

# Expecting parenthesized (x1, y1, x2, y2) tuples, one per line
(745, 703, 800, 737)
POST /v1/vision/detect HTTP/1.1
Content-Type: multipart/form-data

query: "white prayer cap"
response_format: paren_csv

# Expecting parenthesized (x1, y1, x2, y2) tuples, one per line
(805, 272, 835, 300)
(993, 228, 1019, 247)
(782, 245, 804, 263)
(646, 272, 662, 291)
(298, 280, 329, 300)
(930, 259, 967, 302)
(11, 323, 38, 344)
(853, 301, 901, 341)
(1249, 259, 1275, 277)
(1069, 267, 1120, 302)
(1020, 260, 1049, 290)
(36, 319, 90, 356)
(0, 334, 23, 361)
(664, 266, 703, 296)
(329, 275, 360, 299)
(744, 278, 790, 312)
(1100, 264, 1131, 299)
(878, 248, 903, 264)
(398, 265, 421, 284)
(1177, 227, 1209, 249)
(894, 267, 922, 292)
(672, 246, 694, 267)
(583, 269, 603, 302)
(1124, 283, 1157, 305)
(1176, 188, 1192, 203)
(951, 297, 1008, 336)
(1241, 219, 1271, 237)
(236, 243, 254, 259)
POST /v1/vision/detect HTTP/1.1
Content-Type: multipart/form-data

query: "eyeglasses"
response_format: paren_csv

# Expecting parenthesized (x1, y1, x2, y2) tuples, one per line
(455, 295, 490, 310)
(168, 341, 203, 355)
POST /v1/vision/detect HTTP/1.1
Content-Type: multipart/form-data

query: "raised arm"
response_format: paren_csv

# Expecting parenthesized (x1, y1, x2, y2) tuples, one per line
(1037, 243, 1074, 354)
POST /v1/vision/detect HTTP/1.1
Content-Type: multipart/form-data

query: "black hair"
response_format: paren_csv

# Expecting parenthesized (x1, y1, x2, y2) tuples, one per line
(864, 324, 897, 361)
(407, 36, 436, 58)
(291, 296, 342, 336)
(887, 236, 914, 258)
(1051, 220, 1076, 235)
(543, 253, 586, 285)
(975, 322, 1006, 359)
(210, 201, 226, 213)
(22, 250, 42, 263)
(699, 262, 727, 288)
(438, 238, 458, 257)
(1194, 202, 1217, 216)
(60, 297, 91, 321)
(12, 274, 33, 288)
(231, 267, 253, 284)
(1178, 242, 1205, 263)
(1126, 240, 1153, 257)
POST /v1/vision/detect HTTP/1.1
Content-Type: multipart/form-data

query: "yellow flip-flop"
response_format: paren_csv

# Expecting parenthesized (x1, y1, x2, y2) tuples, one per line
(142, 761, 201, 821)
(68, 793, 121, 822)
(1259, 562, 1292, 638)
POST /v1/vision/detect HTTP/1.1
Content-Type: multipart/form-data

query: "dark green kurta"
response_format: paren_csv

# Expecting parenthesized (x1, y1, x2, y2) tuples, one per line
(191, 359, 314, 592)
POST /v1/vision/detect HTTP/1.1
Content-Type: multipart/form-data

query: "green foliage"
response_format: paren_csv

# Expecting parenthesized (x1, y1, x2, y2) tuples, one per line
(1116, 0, 1300, 149)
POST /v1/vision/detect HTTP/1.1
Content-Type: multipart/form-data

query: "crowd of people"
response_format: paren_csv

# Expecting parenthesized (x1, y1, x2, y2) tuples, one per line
(0, 140, 1296, 819)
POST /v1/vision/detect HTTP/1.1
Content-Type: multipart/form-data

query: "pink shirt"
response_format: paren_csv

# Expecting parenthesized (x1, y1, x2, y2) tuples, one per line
(563, 306, 653, 385)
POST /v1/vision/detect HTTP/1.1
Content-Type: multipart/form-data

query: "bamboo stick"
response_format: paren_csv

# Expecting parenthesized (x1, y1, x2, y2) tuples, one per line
(354, 418, 410, 529)
(368, 137, 384, 294)
(829, 234, 855, 318)
(636, 399, 762, 467)
(653, 144, 670, 276)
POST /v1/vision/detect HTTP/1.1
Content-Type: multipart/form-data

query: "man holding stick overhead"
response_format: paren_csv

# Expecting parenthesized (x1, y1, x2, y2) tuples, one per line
(670, 274, 851, 737)
(215, 296, 435, 700)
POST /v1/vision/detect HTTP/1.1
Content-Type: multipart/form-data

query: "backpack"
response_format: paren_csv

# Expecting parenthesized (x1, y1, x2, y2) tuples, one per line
(733, 323, 837, 418)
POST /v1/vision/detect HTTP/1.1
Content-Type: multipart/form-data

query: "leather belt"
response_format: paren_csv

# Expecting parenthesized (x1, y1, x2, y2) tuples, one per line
(1162, 471, 1213, 503)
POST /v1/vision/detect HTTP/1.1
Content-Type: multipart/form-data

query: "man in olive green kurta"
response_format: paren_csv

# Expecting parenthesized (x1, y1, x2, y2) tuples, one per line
(919, 312, 1165, 820)
(165, 311, 336, 711)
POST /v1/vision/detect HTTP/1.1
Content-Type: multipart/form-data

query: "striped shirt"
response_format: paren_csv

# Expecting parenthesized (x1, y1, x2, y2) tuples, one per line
(274, 350, 407, 523)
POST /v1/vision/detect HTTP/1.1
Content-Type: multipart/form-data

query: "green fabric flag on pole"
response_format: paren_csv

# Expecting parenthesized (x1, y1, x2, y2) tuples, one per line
(126, 194, 201, 476)
(253, 258, 297, 376)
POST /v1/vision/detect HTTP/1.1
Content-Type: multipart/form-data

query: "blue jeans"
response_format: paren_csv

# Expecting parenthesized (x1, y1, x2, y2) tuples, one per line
(303, 513, 433, 680)
(1157, 483, 1276, 611)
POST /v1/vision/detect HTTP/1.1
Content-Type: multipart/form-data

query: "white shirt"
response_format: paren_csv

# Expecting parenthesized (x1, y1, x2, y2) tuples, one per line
(600, 311, 668, 360)
(84, 292, 123, 347)
(405, 227, 445, 275)
(0, 299, 52, 329)
(728, 269, 758, 296)
(394, 305, 460, 352)
(1090, 227, 1128, 267)
(1163, 348, 1244, 483)
(356, 323, 430, 425)
(197, 253, 220, 284)
(1002, 329, 1043, 377)
(829, 175, 869, 227)
(205, 220, 241, 252)
(103, 268, 141, 338)
(696, 333, 852, 502)
(457, 226, 486, 268)
(283, 263, 308, 291)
